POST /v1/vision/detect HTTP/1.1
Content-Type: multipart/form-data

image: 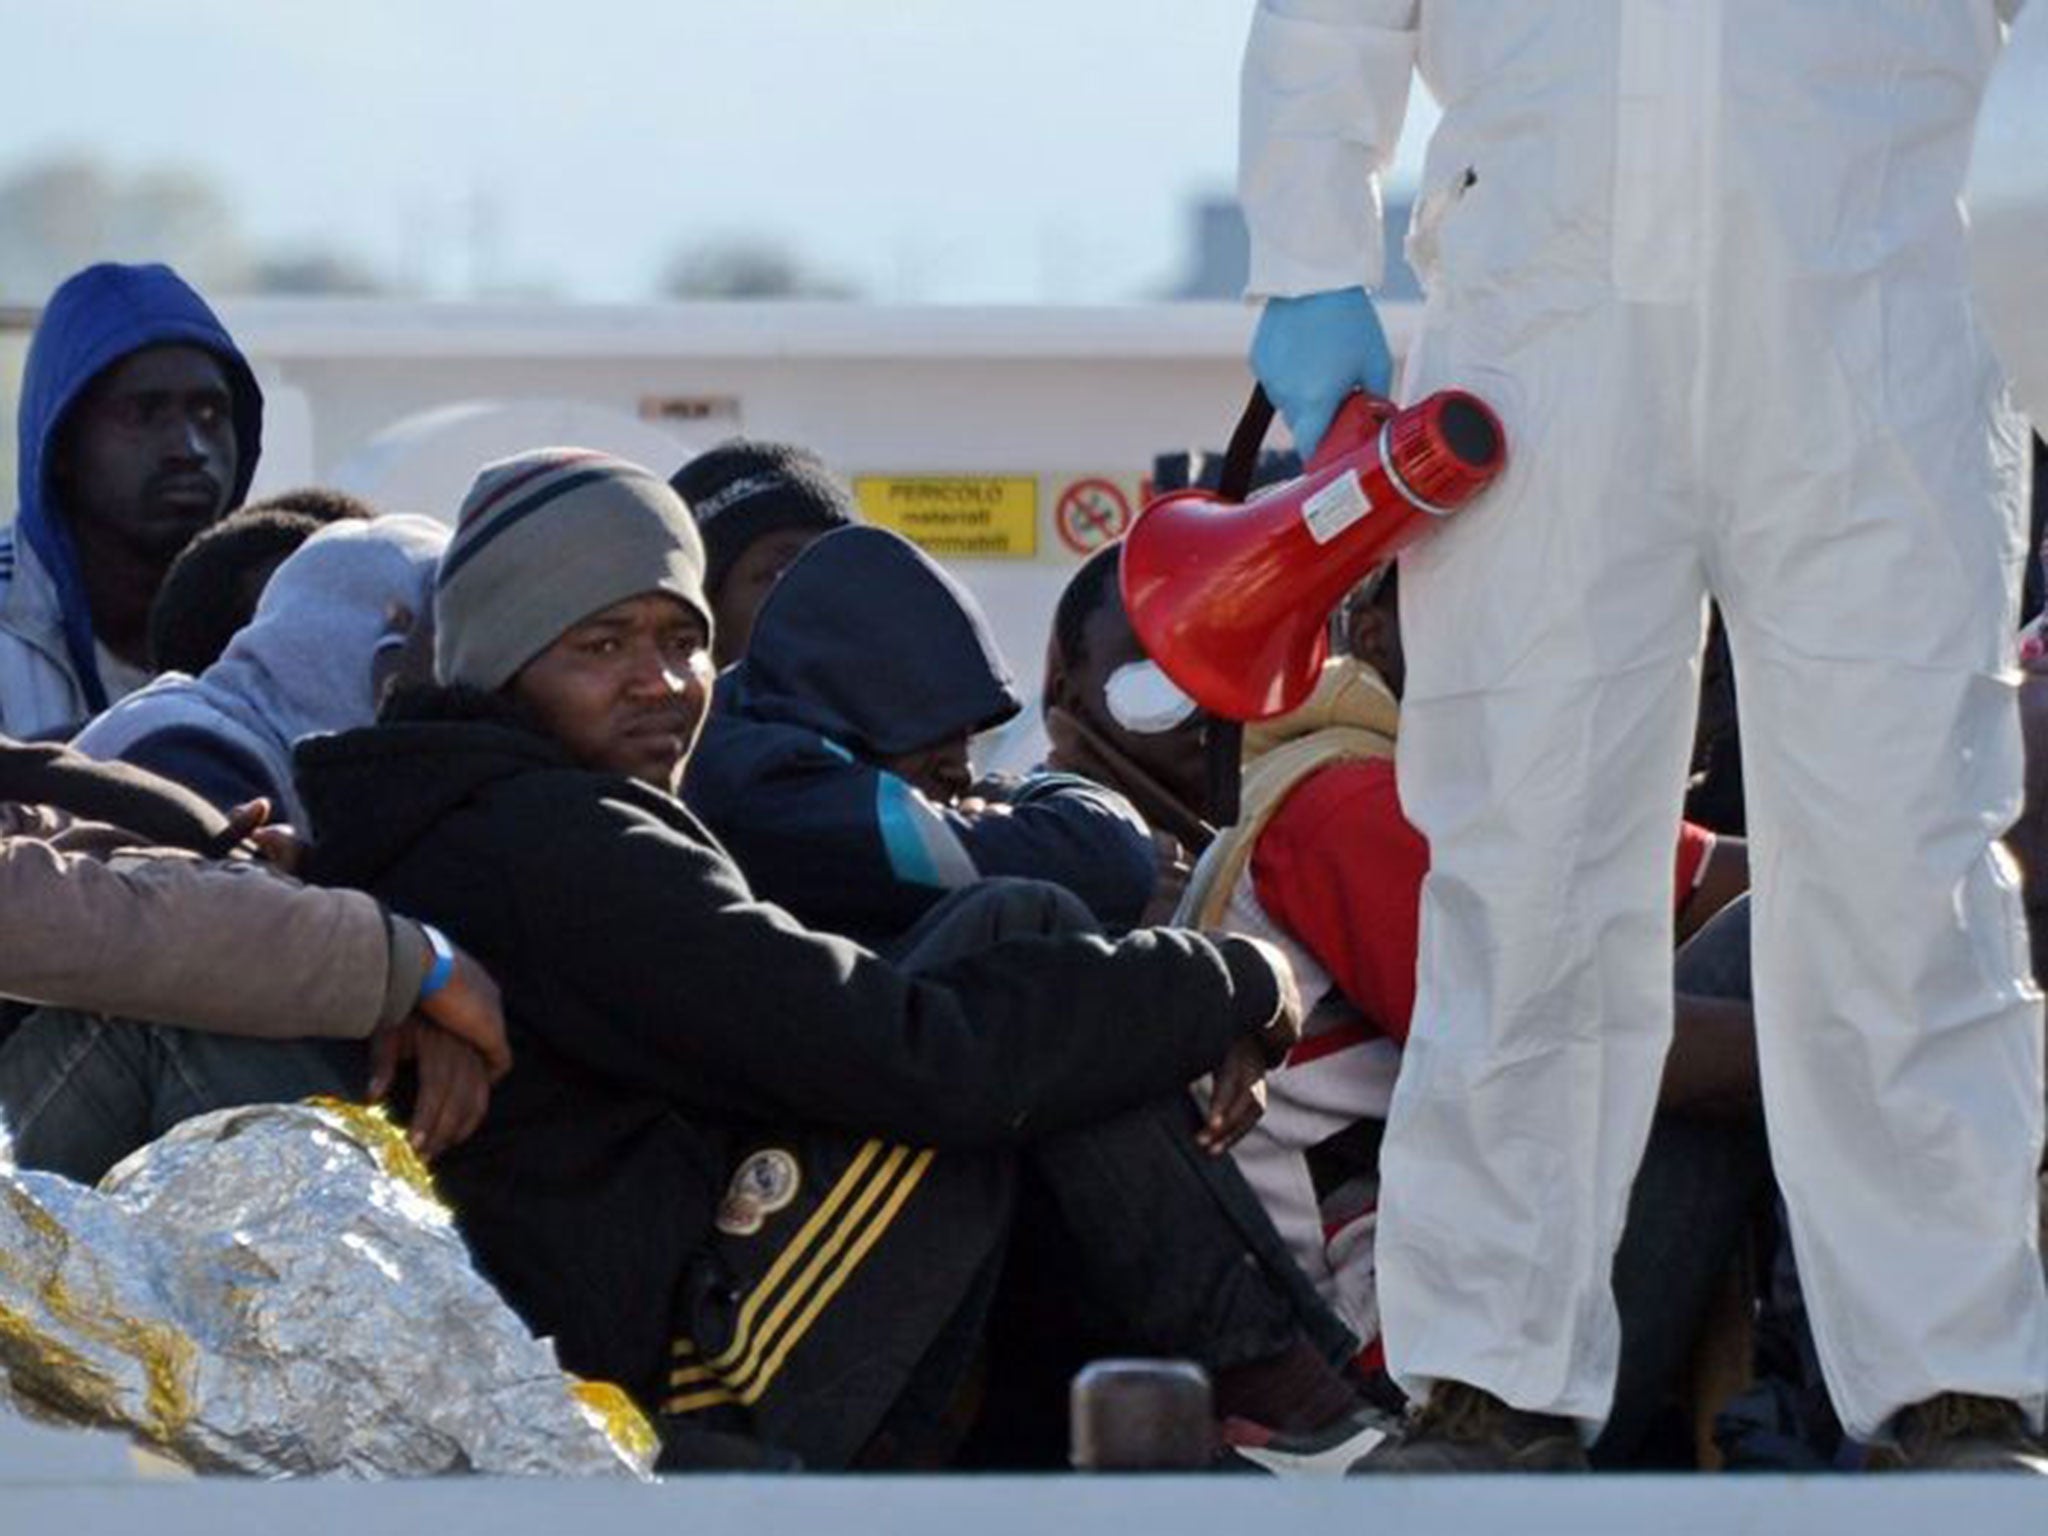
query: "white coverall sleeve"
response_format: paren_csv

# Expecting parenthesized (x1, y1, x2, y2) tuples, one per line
(1239, 0, 1420, 298)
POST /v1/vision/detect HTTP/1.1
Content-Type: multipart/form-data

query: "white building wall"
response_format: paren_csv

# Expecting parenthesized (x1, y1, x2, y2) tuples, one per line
(3, 300, 1420, 768)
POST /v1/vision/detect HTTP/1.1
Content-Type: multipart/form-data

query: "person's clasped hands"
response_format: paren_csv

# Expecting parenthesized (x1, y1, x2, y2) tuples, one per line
(225, 795, 511, 1161)
(1196, 934, 1304, 1156)
(371, 930, 512, 1161)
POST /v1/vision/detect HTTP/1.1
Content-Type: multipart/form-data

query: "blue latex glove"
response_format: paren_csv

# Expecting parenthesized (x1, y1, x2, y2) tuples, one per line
(1249, 287, 1393, 460)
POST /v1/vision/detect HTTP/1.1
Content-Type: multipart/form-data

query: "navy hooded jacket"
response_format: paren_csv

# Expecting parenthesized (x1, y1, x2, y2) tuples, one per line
(0, 263, 262, 737)
(685, 526, 1158, 947)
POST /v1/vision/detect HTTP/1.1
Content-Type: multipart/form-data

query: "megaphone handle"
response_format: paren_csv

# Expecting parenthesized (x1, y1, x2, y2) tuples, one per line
(1220, 387, 1397, 503)
(1307, 391, 1398, 472)
(1217, 386, 1277, 506)
(1205, 720, 1244, 828)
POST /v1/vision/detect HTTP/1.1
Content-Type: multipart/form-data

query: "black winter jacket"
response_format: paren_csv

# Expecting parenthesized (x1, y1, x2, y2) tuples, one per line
(296, 691, 1281, 1449)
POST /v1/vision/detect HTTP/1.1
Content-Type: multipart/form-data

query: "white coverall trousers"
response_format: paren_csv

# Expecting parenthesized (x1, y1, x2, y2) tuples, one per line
(1242, 0, 2048, 1439)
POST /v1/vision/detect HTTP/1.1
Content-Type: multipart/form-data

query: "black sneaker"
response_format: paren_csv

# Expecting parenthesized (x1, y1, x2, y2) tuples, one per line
(1357, 1381, 1587, 1473)
(1216, 1404, 1400, 1475)
(1869, 1393, 2048, 1474)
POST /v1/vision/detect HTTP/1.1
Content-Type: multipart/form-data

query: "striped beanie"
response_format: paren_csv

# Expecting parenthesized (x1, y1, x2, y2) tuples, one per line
(435, 447, 711, 690)
(669, 440, 856, 595)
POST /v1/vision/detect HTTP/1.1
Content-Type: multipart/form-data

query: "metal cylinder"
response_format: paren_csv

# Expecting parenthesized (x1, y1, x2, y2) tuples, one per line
(1069, 1358, 1214, 1471)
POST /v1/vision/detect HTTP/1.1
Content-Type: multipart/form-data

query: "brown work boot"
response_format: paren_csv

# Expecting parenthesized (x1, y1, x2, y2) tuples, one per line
(1868, 1393, 2048, 1474)
(1355, 1381, 1587, 1473)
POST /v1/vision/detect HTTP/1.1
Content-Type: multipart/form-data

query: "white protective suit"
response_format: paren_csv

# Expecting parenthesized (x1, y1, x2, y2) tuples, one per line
(1242, 0, 2048, 1439)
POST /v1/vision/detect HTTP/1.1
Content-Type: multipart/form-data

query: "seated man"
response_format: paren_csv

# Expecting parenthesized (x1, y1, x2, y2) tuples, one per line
(1044, 544, 1767, 1466)
(0, 734, 508, 1173)
(686, 524, 1158, 948)
(148, 507, 326, 677)
(1040, 541, 1220, 923)
(147, 487, 376, 677)
(670, 439, 856, 666)
(299, 449, 1378, 1472)
(1, 262, 263, 738)
(74, 514, 448, 828)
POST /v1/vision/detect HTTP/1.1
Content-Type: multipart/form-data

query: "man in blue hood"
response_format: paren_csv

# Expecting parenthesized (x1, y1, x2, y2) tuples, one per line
(1, 263, 263, 738)
(685, 525, 1160, 949)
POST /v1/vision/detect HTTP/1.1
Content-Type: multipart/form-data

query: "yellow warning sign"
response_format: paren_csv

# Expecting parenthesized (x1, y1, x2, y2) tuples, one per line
(854, 476, 1038, 559)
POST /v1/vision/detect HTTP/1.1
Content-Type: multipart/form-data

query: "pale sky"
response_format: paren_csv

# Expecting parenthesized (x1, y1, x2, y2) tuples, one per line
(6, 0, 1438, 303)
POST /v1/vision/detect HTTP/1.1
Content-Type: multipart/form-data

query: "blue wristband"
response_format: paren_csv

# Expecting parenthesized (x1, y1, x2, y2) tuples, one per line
(415, 923, 457, 1004)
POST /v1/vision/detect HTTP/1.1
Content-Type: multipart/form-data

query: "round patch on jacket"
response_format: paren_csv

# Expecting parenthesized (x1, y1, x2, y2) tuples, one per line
(716, 1148, 801, 1236)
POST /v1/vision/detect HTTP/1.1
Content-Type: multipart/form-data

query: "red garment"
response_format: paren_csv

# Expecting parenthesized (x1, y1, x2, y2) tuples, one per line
(1250, 759, 1714, 1044)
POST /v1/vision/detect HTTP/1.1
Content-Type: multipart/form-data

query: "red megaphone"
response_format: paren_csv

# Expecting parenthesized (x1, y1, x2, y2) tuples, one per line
(1122, 387, 1506, 722)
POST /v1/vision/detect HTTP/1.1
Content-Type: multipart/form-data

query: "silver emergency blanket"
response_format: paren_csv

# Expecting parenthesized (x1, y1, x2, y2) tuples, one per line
(1969, 2, 2048, 430)
(0, 1101, 655, 1478)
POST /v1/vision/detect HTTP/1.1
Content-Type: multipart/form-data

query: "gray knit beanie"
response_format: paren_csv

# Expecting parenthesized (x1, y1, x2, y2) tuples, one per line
(435, 447, 712, 690)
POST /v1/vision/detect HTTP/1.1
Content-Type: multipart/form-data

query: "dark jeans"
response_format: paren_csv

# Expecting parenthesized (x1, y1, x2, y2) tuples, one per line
(1595, 895, 1772, 1467)
(0, 1007, 365, 1184)
(881, 880, 1356, 1467)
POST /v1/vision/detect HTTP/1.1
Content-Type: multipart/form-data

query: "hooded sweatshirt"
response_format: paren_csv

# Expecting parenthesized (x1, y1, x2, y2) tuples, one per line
(1, 263, 263, 738)
(686, 526, 1157, 947)
(72, 515, 447, 827)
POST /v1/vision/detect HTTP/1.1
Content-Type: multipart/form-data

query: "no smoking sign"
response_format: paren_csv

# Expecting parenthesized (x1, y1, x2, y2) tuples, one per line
(1054, 478, 1134, 555)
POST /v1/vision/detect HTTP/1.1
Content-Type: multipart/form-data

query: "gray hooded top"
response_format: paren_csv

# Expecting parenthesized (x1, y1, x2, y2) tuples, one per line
(73, 514, 449, 828)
